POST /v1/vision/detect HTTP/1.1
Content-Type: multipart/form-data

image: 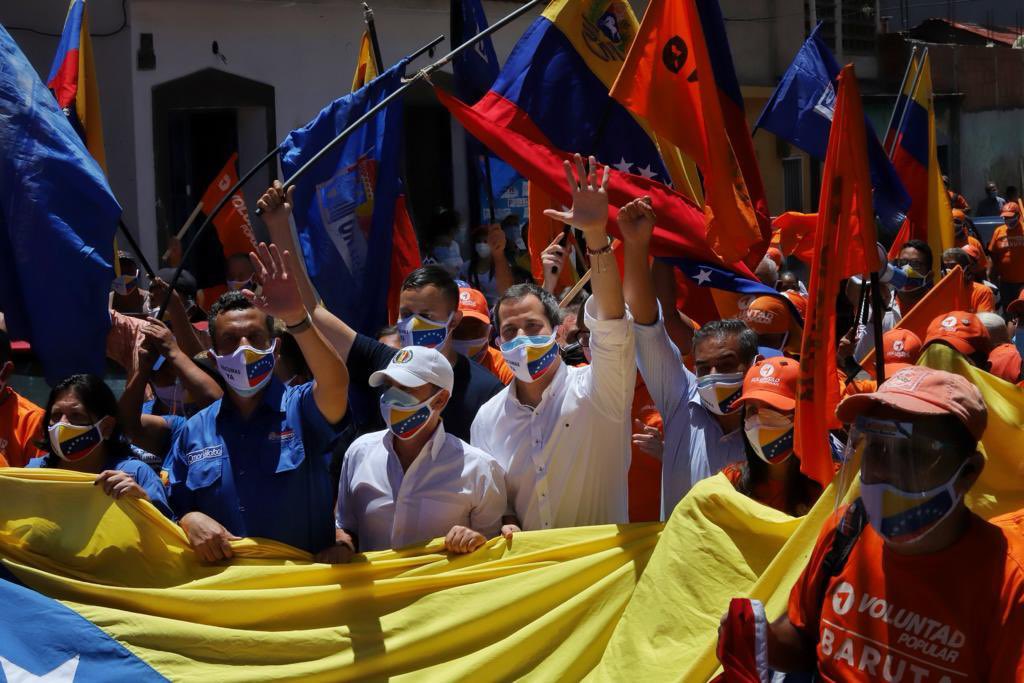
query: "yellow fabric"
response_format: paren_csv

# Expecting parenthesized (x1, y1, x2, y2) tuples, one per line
(350, 31, 379, 92)
(0, 468, 659, 682)
(74, 1, 106, 172)
(918, 343, 1024, 519)
(543, 0, 703, 206)
(591, 466, 859, 682)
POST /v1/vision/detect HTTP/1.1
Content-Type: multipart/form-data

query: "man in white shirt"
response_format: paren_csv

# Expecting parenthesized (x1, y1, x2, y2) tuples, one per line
(335, 346, 507, 554)
(618, 197, 758, 518)
(471, 154, 636, 534)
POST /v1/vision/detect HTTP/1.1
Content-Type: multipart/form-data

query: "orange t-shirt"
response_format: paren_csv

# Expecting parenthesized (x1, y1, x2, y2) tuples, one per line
(629, 377, 662, 522)
(788, 507, 1024, 681)
(0, 387, 44, 467)
(478, 346, 515, 385)
(988, 225, 1024, 283)
(967, 281, 995, 313)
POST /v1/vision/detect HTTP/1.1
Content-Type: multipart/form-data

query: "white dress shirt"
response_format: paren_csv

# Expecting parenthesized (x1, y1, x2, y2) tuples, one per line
(633, 313, 746, 519)
(336, 424, 507, 551)
(470, 297, 635, 530)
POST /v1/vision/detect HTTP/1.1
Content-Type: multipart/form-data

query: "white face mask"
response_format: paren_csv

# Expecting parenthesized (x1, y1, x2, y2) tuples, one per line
(211, 339, 277, 397)
(499, 333, 559, 383)
(152, 382, 190, 414)
(396, 313, 453, 349)
(696, 372, 745, 415)
(743, 409, 795, 464)
(475, 243, 492, 258)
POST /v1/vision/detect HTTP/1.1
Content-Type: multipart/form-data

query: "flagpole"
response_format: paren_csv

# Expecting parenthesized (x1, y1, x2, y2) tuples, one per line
(883, 44, 918, 145)
(362, 3, 387, 73)
(887, 46, 928, 160)
(482, 154, 497, 222)
(868, 273, 886, 382)
(116, 219, 157, 278)
(256, 0, 545, 214)
(157, 33, 447, 320)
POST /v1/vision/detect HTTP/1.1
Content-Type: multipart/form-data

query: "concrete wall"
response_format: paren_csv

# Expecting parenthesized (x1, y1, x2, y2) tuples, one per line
(960, 109, 1024, 200)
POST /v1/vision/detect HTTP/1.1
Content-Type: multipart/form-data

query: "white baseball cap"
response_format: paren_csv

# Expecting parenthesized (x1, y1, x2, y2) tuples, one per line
(369, 346, 454, 394)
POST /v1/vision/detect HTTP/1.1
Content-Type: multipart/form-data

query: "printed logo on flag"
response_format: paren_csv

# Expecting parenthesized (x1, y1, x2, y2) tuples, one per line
(582, 1, 632, 62)
(814, 82, 836, 121)
(315, 153, 377, 277)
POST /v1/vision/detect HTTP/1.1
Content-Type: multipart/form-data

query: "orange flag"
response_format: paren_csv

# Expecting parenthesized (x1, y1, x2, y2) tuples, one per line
(796, 66, 880, 488)
(857, 266, 967, 376)
(610, 0, 759, 264)
(771, 212, 818, 263)
(199, 152, 257, 258)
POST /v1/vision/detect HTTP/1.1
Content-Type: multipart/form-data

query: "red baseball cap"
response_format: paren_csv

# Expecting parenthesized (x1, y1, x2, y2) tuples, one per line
(766, 247, 783, 269)
(457, 287, 490, 324)
(781, 289, 807, 319)
(922, 311, 991, 358)
(1001, 201, 1021, 217)
(961, 243, 983, 263)
(989, 343, 1022, 383)
(882, 329, 922, 367)
(836, 366, 987, 440)
(734, 356, 799, 412)
(1006, 290, 1024, 317)
(744, 296, 792, 335)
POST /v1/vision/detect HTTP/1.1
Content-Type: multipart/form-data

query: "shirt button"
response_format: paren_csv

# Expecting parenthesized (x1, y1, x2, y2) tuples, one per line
(239, 505, 246, 512)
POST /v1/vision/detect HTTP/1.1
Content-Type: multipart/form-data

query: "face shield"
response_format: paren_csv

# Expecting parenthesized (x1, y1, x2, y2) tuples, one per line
(843, 416, 969, 544)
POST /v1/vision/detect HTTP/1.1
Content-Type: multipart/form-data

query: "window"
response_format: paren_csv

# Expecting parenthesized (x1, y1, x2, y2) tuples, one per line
(783, 157, 804, 212)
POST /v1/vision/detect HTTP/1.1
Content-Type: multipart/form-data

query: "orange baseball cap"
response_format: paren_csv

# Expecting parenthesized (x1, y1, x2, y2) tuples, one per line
(744, 296, 792, 335)
(457, 287, 490, 324)
(781, 289, 807, 319)
(961, 243, 983, 263)
(989, 343, 1022, 383)
(922, 311, 991, 358)
(836, 366, 987, 440)
(1001, 201, 1021, 217)
(734, 356, 799, 412)
(882, 329, 922, 367)
(951, 208, 967, 221)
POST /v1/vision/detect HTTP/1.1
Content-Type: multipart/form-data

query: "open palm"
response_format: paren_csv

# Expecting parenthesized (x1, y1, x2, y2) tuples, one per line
(245, 242, 305, 325)
(544, 154, 610, 235)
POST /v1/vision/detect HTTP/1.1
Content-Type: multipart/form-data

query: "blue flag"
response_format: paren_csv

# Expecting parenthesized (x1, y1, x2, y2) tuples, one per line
(754, 24, 910, 235)
(280, 61, 407, 336)
(451, 0, 520, 221)
(0, 27, 120, 385)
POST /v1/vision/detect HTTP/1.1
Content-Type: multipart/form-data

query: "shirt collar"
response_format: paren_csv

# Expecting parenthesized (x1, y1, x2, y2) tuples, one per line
(507, 360, 568, 410)
(383, 422, 446, 462)
(216, 377, 286, 419)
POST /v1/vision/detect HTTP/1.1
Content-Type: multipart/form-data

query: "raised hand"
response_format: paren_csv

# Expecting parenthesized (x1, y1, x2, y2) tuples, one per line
(618, 196, 656, 246)
(487, 223, 507, 255)
(544, 153, 610, 237)
(540, 232, 567, 291)
(245, 242, 306, 326)
(257, 181, 294, 231)
(141, 316, 178, 358)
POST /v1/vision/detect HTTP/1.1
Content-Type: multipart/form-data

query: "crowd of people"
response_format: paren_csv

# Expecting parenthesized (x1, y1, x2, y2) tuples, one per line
(0, 161, 1022, 678)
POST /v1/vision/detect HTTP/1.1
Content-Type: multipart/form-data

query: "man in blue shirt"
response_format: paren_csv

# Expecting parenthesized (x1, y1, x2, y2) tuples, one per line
(168, 242, 349, 562)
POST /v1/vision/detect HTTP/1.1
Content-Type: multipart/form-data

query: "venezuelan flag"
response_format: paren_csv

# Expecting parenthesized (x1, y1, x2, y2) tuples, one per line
(46, 0, 105, 172)
(886, 52, 953, 263)
(485, 0, 702, 205)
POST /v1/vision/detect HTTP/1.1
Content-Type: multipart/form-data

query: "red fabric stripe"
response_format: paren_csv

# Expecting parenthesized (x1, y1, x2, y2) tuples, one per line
(46, 49, 80, 109)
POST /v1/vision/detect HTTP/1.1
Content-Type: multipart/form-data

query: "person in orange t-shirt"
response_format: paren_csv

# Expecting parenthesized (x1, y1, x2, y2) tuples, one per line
(755, 367, 1024, 680)
(0, 330, 44, 467)
(987, 201, 1024, 304)
(451, 287, 514, 385)
(951, 209, 988, 270)
(723, 356, 823, 517)
(942, 247, 995, 313)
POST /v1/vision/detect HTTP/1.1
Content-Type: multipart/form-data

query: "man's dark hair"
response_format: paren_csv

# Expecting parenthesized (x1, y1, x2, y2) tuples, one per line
(377, 324, 398, 339)
(37, 373, 131, 458)
(692, 319, 758, 364)
(0, 328, 11, 367)
(207, 291, 274, 345)
(495, 282, 563, 331)
(899, 239, 933, 272)
(401, 265, 459, 313)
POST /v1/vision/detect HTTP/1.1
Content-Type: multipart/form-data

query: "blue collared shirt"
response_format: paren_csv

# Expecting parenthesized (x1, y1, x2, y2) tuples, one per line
(167, 378, 340, 554)
(28, 450, 173, 519)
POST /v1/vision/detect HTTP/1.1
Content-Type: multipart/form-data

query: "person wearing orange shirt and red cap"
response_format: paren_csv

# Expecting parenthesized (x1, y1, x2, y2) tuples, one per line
(743, 296, 799, 355)
(451, 287, 514, 385)
(922, 310, 992, 370)
(942, 247, 996, 313)
(952, 209, 987, 267)
(753, 366, 1024, 680)
(988, 201, 1024, 304)
(988, 343, 1022, 383)
(721, 357, 825, 517)
(843, 329, 923, 397)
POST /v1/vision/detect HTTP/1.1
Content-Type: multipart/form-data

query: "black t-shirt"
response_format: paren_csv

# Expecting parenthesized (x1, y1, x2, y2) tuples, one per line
(346, 333, 504, 441)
